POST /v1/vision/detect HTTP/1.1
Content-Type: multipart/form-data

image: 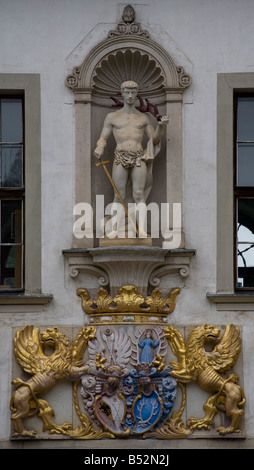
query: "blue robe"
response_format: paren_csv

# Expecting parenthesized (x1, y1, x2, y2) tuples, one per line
(138, 338, 159, 364)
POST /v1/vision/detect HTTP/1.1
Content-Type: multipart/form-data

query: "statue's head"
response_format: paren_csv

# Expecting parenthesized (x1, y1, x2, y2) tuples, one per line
(145, 329, 152, 338)
(120, 80, 139, 93)
(120, 80, 139, 104)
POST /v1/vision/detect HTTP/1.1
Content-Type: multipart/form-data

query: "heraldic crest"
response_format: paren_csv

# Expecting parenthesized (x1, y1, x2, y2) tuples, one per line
(10, 285, 245, 439)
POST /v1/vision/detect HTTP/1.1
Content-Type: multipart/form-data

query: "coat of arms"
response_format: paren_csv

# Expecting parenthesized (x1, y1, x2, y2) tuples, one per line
(10, 286, 245, 439)
(80, 326, 177, 436)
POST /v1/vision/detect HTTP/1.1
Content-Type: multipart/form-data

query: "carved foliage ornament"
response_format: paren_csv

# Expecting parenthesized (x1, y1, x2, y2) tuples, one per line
(10, 317, 245, 439)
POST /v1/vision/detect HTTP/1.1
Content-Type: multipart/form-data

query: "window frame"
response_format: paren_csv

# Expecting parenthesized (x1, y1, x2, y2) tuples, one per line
(0, 74, 52, 304)
(0, 94, 25, 291)
(207, 72, 254, 307)
(234, 92, 254, 291)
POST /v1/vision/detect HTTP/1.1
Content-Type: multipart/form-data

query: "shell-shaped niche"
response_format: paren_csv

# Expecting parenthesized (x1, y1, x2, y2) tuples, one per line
(91, 49, 165, 98)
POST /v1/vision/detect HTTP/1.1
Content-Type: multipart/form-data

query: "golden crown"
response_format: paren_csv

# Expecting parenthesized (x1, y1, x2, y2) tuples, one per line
(77, 285, 180, 325)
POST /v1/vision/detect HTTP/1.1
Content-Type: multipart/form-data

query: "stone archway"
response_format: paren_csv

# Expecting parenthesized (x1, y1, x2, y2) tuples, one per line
(66, 6, 191, 249)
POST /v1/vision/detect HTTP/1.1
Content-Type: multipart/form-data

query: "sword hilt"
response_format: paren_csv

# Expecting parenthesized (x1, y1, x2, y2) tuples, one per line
(95, 160, 111, 167)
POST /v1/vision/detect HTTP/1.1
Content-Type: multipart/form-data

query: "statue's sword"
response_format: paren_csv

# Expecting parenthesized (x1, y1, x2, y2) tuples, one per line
(95, 160, 139, 236)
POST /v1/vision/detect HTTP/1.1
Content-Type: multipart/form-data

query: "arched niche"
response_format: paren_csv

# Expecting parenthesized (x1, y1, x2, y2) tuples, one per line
(66, 14, 191, 248)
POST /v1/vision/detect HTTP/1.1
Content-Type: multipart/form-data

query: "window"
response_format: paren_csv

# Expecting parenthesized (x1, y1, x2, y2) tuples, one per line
(235, 95, 254, 289)
(0, 74, 52, 304)
(207, 73, 254, 307)
(0, 96, 24, 290)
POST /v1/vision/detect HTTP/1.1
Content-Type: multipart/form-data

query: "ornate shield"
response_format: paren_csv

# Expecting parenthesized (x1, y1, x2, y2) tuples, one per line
(80, 324, 178, 437)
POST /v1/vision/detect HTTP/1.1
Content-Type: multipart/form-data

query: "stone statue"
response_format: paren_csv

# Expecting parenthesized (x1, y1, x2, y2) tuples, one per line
(94, 80, 168, 237)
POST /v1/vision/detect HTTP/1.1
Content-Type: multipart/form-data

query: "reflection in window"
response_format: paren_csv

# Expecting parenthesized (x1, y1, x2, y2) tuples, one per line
(237, 199, 254, 287)
(1, 145, 23, 187)
(0, 97, 24, 290)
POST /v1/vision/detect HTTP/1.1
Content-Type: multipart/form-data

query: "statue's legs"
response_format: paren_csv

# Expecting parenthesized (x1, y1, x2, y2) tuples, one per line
(112, 161, 129, 201)
(107, 162, 128, 236)
(109, 161, 148, 237)
(131, 162, 147, 237)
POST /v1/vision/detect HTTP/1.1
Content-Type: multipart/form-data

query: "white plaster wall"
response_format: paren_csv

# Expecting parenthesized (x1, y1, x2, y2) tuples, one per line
(1, 0, 254, 445)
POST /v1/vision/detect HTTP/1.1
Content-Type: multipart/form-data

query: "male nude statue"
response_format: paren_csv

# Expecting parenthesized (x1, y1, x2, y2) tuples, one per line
(94, 80, 168, 237)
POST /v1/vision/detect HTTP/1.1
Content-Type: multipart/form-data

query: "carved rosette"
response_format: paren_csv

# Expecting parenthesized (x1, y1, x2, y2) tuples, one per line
(177, 66, 192, 88)
(108, 21, 149, 38)
(65, 67, 81, 89)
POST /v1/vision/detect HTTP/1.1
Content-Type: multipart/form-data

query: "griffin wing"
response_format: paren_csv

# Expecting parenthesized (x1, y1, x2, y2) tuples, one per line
(13, 325, 47, 375)
(88, 328, 131, 368)
(207, 324, 241, 372)
(87, 331, 106, 363)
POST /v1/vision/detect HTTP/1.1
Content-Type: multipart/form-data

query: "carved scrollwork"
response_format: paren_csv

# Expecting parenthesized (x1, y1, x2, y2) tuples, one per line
(176, 66, 192, 88)
(149, 264, 190, 288)
(69, 265, 109, 287)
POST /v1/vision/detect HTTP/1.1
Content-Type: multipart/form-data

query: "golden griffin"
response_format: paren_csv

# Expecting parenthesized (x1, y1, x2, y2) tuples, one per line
(10, 325, 96, 438)
(164, 324, 245, 435)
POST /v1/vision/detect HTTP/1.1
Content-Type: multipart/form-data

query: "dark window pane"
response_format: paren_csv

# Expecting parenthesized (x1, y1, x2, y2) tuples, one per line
(0, 99, 23, 142)
(0, 96, 24, 291)
(0, 200, 22, 244)
(0, 145, 23, 187)
(0, 245, 23, 289)
(238, 199, 254, 235)
(237, 143, 254, 186)
(238, 97, 254, 141)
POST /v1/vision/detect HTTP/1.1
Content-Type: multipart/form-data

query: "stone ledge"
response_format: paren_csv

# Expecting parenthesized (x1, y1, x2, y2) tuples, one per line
(207, 292, 254, 303)
(0, 437, 252, 449)
(207, 292, 254, 310)
(63, 247, 195, 296)
(0, 293, 53, 305)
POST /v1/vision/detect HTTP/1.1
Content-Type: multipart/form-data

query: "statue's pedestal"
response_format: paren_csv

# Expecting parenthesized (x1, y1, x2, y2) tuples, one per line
(99, 236, 152, 247)
(63, 246, 195, 296)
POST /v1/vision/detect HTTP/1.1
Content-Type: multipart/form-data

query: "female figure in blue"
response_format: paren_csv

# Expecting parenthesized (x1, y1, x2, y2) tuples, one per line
(138, 329, 159, 364)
